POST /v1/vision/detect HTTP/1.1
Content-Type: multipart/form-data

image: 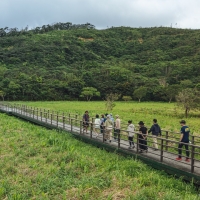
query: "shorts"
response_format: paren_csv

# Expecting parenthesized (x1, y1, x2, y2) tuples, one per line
(83, 122, 89, 127)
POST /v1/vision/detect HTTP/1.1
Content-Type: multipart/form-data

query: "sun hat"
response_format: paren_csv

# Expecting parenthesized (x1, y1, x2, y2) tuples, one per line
(138, 121, 144, 125)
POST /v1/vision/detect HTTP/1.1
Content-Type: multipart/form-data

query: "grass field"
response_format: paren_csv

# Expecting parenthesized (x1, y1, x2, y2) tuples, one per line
(0, 113, 199, 199)
(17, 101, 200, 134)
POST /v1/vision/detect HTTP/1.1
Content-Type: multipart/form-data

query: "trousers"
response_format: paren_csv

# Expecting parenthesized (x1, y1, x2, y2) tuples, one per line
(152, 135, 158, 149)
(178, 141, 189, 159)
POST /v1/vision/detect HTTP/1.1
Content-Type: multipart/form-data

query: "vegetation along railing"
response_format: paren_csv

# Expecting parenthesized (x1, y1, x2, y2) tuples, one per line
(1, 103, 200, 183)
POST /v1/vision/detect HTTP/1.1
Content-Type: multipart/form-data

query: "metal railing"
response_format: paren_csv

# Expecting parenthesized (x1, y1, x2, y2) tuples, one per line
(1, 103, 200, 175)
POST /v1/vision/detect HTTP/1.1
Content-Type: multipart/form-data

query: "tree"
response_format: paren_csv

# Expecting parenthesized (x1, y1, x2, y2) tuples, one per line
(80, 87, 100, 101)
(105, 93, 120, 111)
(122, 96, 132, 101)
(133, 87, 147, 102)
(176, 88, 200, 118)
(0, 90, 6, 101)
(165, 84, 180, 103)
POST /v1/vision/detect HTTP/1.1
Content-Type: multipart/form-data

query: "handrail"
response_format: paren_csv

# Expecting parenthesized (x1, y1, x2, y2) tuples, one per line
(1, 102, 200, 175)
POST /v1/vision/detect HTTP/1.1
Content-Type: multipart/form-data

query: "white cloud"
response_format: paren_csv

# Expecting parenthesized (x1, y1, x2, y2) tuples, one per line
(0, 0, 200, 29)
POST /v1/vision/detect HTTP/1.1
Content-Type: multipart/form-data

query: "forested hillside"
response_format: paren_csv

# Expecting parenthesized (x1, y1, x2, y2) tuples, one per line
(0, 22, 200, 101)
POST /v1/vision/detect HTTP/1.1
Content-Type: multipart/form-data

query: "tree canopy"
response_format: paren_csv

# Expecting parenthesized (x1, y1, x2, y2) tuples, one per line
(0, 23, 200, 101)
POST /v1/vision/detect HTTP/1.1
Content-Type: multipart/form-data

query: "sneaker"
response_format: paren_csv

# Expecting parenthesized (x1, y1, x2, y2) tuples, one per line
(139, 150, 143, 153)
(109, 140, 111, 143)
(154, 149, 158, 151)
(185, 158, 190, 162)
(176, 157, 182, 161)
(132, 145, 135, 149)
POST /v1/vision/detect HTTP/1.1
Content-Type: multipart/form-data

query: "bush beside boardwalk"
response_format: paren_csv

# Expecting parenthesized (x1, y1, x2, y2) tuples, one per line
(0, 113, 199, 199)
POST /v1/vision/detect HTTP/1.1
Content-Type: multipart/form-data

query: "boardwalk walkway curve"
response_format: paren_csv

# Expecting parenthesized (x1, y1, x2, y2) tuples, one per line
(1, 103, 200, 185)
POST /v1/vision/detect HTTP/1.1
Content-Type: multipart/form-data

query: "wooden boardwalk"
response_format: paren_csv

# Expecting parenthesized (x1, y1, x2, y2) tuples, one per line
(1, 103, 200, 184)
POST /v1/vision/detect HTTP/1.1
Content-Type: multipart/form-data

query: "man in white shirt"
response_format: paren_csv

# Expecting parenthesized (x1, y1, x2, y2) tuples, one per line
(127, 120, 135, 149)
(114, 115, 121, 141)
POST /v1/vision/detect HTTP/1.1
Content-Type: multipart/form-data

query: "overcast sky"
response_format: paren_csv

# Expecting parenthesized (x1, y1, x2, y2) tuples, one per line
(0, 0, 200, 30)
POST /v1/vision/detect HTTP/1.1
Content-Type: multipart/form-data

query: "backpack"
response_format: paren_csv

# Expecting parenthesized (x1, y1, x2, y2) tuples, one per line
(154, 125, 161, 136)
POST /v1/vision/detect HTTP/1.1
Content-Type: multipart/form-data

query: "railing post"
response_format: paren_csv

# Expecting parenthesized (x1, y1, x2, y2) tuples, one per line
(191, 144, 195, 173)
(80, 121, 82, 134)
(71, 118, 73, 132)
(51, 114, 52, 125)
(57, 114, 58, 127)
(69, 114, 71, 124)
(160, 138, 164, 162)
(45, 113, 47, 123)
(33, 109, 35, 119)
(40, 112, 42, 121)
(52, 111, 54, 120)
(48, 110, 50, 119)
(37, 108, 38, 120)
(118, 130, 120, 149)
(136, 133, 139, 153)
(165, 131, 169, 151)
(103, 128, 105, 143)
(63, 116, 65, 129)
(92, 117, 94, 124)
(191, 135, 195, 145)
(90, 122, 93, 138)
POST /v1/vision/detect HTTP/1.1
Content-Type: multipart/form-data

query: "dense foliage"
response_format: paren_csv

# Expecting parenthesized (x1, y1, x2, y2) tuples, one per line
(0, 22, 200, 101)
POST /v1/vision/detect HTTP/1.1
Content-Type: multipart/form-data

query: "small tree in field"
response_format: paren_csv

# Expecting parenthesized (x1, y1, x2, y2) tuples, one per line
(133, 86, 147, 102)
(0, 90, 6, 101)
(122, 96, 132, 101)
(165, 84, 180, 103)
(80, 87, 100, 101)
(176, 88, 200, 118)
(105, 93, 120, 111)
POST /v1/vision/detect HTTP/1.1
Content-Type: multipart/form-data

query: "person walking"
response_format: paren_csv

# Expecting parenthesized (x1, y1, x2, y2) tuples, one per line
(138, 121, 148, 153)
(94, 114, 101, 137)
(148, 119, 161, 151)
(114, 115, 121, 140)
(100, 114, 105, 134)
(176, 120, 190, 162)
(127, 120, 135, 149)
(105, 115, 113, 142)
(82, 111, 89, 134)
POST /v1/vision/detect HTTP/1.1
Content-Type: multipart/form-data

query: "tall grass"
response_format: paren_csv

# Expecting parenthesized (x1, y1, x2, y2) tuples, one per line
(0, 113, 199, 199)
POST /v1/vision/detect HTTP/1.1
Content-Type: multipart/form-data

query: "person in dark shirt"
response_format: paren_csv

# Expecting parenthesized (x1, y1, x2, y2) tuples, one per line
(138, 121, 148, 153)
(176, 120, 190, 162)
(148, 119, 161, 151)
(82, 111, 89, 134)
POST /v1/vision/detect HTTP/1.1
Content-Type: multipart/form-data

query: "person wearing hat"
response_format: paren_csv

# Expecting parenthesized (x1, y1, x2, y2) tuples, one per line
(114, 115, 121, 141)
(176, 120, 190, 162)
(138, 121, 148, 153)
(104, 115, 113, 142)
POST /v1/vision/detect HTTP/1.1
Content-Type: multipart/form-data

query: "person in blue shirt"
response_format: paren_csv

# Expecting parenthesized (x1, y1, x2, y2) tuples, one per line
(176, 120, 190, 162)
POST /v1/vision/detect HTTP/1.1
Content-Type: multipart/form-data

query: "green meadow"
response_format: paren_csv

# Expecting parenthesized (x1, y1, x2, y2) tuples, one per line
(0, 113, 199, 199)
(18, 101, 200, 134)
